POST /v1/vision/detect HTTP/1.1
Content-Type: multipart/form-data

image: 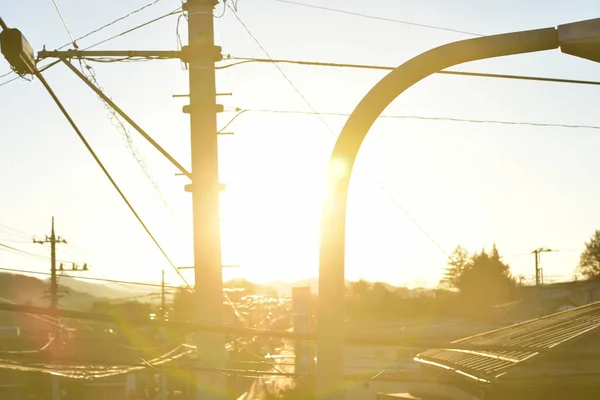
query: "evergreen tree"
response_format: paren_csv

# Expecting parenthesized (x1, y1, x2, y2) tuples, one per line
(441, 244, 516, 309)
(577, 230, 600, 279)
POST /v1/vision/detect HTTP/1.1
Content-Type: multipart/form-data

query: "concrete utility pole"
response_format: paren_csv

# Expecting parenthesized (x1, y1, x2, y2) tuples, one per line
(33, 216, 66, 400)
(532, 247, 553, 317)
(533, 248, 553, 287)
(183, 1, 227, 398)
(33, 217, 67, 312)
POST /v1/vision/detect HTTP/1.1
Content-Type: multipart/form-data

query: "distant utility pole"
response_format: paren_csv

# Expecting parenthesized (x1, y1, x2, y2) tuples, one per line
(532, 248, 554, 288)
(34, 217, 67, 312)
(532, 247, 555, 317)
(33, 216, 67, 400)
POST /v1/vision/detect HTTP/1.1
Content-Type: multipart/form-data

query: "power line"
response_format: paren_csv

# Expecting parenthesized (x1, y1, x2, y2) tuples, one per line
(226, 4, 334, 133)
(48, 2, 181, 230)
(0, 221, 33, 239)
(85, 7, 181, 50)
(229, 107, 600, 131)
(0, 242, 52, 261)
(220, 56, 600, 87)
(83, 64, 179, 222)
(45, 0, 188, 290)
(33, 69, 192, 291)
(0, 242, 76, 264)
(218, 108, 249, 133)
(56, 0, 165, 50)
(0, 60, 60, 88)
(0, 7, 179, 87)
(0, 74, 24, 87)
(272, 0, 483, 37)
(50, 0, 77, 46)
(0, 266, 184, 289)
(227, 6, 451, 259)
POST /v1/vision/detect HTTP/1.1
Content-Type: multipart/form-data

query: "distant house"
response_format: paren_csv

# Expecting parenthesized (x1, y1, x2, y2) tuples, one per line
(490, 280, 600, 324)
(412, 301, 600, 400)
(518, 280, 600, 305)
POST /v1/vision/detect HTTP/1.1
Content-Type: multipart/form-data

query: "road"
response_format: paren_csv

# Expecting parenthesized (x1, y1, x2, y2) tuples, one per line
(241, 338, 295, 399)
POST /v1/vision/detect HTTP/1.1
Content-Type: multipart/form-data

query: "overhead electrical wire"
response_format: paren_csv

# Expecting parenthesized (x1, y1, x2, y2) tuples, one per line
(0, 7, 180, 87)
(218, 109, 249, 133)
(0, 74, 24, 87)
(76, 61, 180, 224)
(0, 242, 75, 264)
(272, 0, 483, 37)
(50, 0, 77, 46)
(0, 243, 53, 261)
(84, 7, 182, 50)
(219, 56, 600, 87)
(227, 6, 452, 259)
(227, 4, 333, 134)
(0, 60, 60, 88)
(47, 1, 186, 282)
(0, 221, 33, 239)
(55, 0, 165, 50)
(49, 2, 182, 227)
(0, 267, 184, 290)
(229, 108, 600, 131)
(32, 68, 192, 291)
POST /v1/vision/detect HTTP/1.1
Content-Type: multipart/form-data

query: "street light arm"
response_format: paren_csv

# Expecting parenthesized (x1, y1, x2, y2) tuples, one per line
(317, 27, 558, 399)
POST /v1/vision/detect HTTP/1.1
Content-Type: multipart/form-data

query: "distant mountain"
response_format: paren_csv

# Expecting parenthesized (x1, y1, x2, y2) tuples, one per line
(0, 273, 157, 309)
(56, 276, 154, 300)
(0, 272, 98, 310)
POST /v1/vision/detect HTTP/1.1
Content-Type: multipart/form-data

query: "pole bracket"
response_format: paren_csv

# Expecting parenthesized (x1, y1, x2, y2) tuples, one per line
(180, 45, 223, 63)
(182, 104, 224, 114)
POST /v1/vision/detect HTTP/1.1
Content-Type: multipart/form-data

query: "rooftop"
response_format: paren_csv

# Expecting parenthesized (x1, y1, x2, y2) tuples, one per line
(415, 300, 600, 383)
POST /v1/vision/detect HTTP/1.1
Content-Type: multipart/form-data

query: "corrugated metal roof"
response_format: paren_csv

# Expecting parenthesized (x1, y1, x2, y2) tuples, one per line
(415, 300, 600, 382)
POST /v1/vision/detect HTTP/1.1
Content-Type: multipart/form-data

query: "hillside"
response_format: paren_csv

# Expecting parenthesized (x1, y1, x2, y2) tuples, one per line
(0, 273, 99, 310)
(55, 276, 152, 300)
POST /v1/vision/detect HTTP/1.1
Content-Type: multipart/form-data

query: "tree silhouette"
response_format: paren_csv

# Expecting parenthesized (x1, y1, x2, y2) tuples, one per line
(577, 230, 600, 279)
(348, 279, 370, 301)
(441, 245, 470, 288)
(442, 244, 516, 309)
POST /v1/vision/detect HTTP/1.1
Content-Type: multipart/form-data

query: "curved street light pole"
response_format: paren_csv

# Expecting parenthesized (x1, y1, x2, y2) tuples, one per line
(317, 18, 600, 399)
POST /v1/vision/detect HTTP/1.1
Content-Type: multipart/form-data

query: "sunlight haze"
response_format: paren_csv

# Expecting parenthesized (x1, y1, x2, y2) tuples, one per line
(1, 0, 600, 289)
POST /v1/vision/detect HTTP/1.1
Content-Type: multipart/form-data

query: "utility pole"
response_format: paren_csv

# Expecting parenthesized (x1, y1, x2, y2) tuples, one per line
(183, 1, 227, 398)
(33, 217, 67, 314)
(33, 216, 66, 400)
(3, 9, 228, 397)
(532, 248, 554, 317)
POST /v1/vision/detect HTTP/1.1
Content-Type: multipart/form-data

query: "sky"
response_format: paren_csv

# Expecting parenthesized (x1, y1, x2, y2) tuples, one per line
(1, 0, 600, 289)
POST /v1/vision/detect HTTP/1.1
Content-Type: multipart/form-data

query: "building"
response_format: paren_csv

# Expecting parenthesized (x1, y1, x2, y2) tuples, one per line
(489, 280, 600, 325)
(411, 301, 600, 400)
